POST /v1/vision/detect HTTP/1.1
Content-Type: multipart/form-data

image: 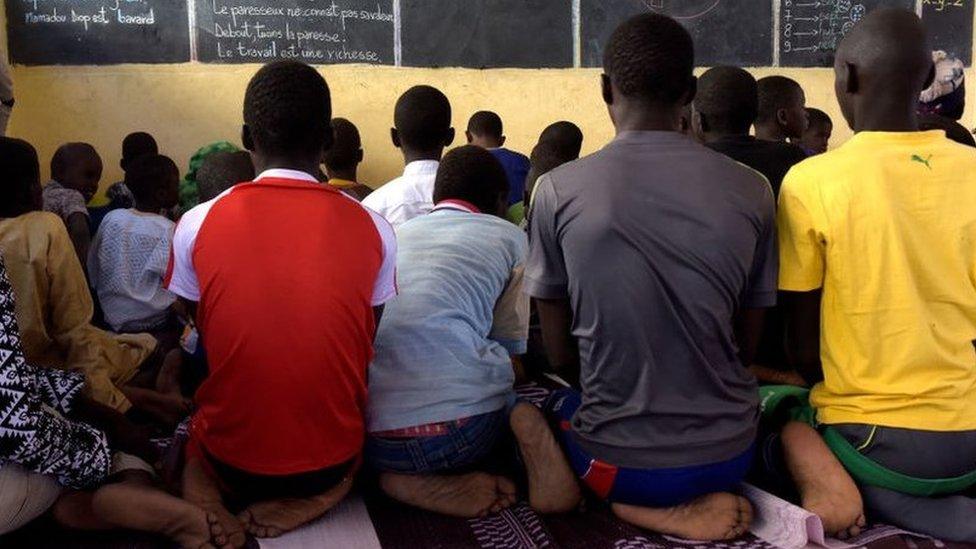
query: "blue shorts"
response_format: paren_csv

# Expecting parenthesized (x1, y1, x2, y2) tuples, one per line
(547, 389, 754, 508)
(365, 409, 508, 475)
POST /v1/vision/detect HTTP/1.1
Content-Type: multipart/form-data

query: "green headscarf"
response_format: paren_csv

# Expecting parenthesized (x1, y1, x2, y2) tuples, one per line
(179, 141, 241, 212)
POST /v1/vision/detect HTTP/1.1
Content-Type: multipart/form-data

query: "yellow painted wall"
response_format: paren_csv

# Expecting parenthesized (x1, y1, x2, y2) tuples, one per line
(3, 13, 975, 193)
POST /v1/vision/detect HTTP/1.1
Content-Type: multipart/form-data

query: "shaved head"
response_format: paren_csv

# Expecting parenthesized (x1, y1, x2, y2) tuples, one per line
(834, 8, 933, 131)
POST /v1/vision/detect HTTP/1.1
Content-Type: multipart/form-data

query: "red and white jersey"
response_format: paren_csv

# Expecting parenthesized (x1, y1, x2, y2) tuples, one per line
(166, 169, 396, 475)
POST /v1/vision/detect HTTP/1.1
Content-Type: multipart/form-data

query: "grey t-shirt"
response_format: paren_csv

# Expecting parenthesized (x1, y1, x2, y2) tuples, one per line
(525, 131, 777, 469)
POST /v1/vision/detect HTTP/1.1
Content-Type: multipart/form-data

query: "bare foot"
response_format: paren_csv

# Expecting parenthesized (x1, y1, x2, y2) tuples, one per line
(510, 402, 581, 513)
(380, 472, 516, 518)
(782, 421, 866, 539)
(613, 492, 753, 541)
(157, 348, 185, 396)
(238, 476, 353, 538)
(182, 457, 247, 548)
(91, 481, 227, 549)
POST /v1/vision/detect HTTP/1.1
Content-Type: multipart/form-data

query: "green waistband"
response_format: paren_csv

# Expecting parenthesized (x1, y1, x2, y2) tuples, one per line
(759, 385, 976, 497)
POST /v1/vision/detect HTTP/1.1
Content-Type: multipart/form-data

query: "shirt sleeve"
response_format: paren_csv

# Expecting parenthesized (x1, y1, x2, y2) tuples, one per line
(777, 172, 826, 292)
(165, 207, 205, 302)
(490, 262, 530, 356)
(742, 181, 779, 308)
(49, 189, 89, 221)
(365, 209, 398, 306)
(524, 174, 569, 299)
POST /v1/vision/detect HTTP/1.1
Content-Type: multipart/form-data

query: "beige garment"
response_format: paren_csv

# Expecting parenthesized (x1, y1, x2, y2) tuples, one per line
(0, 464, 62, 535)
(0, 212, 157, 412)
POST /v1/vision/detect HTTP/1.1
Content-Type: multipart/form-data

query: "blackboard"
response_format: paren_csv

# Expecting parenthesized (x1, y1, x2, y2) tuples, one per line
(923, 0, 974, 65)
(195, 0, 395, 65)
(780, 0, 915, 67)
(581, 0, 774, 68)
(5, 0, 190, 65)
(400, 0, 573, 68)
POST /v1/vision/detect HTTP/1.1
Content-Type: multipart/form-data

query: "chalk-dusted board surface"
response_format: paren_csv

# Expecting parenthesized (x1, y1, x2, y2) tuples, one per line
(195, 0, 395, 65)
(5, 0, 190, 65)
(400, 0, 573, 68)
(923, 0, 974, 65)
(581, 0, 774, 68)
(780, 0, 915, 67)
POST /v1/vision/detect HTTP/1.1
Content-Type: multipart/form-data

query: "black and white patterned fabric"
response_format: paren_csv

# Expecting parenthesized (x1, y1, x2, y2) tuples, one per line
(0, 254, 111, 490)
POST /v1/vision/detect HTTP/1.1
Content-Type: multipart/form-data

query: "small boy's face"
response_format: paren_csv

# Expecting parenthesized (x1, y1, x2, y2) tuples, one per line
(802, 122, 833, 155)
(62, 152, 102, 203)
(782, 90, 810, 139)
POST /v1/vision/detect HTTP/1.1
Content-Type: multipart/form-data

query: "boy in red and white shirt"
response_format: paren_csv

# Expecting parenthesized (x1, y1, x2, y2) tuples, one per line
(166, 61, 396, 546)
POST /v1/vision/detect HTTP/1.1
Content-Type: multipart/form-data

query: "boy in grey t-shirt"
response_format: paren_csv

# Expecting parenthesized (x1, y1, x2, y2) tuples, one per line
(526, 14, 776, 542)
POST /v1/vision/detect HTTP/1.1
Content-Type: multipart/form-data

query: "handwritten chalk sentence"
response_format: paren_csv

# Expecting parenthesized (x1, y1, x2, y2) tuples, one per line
(210, 1, 393, 30)
(21, 0, 157, 31)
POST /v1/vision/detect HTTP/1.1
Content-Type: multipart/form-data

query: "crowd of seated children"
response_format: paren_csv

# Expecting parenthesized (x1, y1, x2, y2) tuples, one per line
(323, 117, 373, 201)
(88, 154, 180, 336)
(167, 61, 396, 546)
(42, 142, 102, 269)
(466, 110, 530, 207)
(526, 13, 776, 541)
(367, 144, 579, 518)
(0, 140, 187, 426)
(362, 85, 454, 228)
(796, 108, 833, 156)
(768, 8, 976, 543)
(196, 151, 255, 203)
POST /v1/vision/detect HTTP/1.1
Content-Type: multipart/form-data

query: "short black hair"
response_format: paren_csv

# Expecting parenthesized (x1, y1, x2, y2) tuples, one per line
(51, 142, 99, 182)
(757, 76, 803, 124)
(695, 66, 759, 134)
(467, 111, 503, 139)
(433, 145, 508, 215)
(244, 61, 332, 158)
(603, 13, 694, 104)
(395, 85, 452, 151)
(121, 132, 159, 167)
(0, 137, 40, 218)
(124, 154, 179, 205)
(197, 151, 255, 202)
(538, 121, 583, 159)
(322, 118, 362, 172)
(806, 108, 833, 130)
(919, 113, 976, 147)
(526, 141, 575, 200)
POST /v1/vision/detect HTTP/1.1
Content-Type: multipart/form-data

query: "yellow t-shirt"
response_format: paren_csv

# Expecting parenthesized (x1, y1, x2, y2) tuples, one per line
(778, 130, 976, 431)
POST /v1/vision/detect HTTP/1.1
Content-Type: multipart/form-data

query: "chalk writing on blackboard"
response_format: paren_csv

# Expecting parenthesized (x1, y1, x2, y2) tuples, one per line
(195, 0, 395, 65)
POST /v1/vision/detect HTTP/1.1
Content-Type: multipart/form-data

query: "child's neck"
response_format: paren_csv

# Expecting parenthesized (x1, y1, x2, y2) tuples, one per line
(755, 124, 787, 142)
(134, 203, 161, 214)
(253, 155, 321, 179)
(402, 148, 443, 165)
(703, 129, 750, 143)
(329, 168, 357, 182)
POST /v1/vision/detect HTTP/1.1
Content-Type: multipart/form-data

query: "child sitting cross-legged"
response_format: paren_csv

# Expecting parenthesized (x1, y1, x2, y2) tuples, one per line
(366, 145, 580, 518)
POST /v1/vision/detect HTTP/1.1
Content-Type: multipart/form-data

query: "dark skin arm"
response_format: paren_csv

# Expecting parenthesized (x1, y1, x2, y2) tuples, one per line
(71, 397, 160, 465)
(783, 290, 824, 386)
(535, 297, 581, 389)
(65, 213, 90, 274)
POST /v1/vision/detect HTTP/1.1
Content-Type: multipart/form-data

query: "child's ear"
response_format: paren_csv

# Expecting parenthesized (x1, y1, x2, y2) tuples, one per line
(391, 128, 401, 149)
(242, 125, 255, 152)
(693, 109, 708, 134)
(465, 130, 474, 144)
(355, 149, 364, 164)
(841, 62, 859, 95)
(776, 107, 790, 128)
(499, 135, 507, 147)
(444, 127, 456, 147)
(601, 74, 614, 105)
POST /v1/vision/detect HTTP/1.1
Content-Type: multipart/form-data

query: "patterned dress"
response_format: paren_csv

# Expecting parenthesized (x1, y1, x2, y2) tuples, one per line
(0, 254, 111, 490)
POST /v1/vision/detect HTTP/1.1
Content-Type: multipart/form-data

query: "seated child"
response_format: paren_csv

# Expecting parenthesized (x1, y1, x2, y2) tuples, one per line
(197, 151, 255, 203)
(796, 108, 833, 156)
(169, 61, 396, 546)
(367, 145, 579, 518)
(0, 137, 187, 426)
(509, 140, 578, 226)
(773, 9, 976, 542)
(43, 143, 102, 269)
(695, 66, 808, 197)
(88, 154, 180, 334)
(538, 121, 584, 160)
(466, 111, 530, 206)
(527, 14, 776, 541)
(0, 252, 226, 548)
(755, 76, 809, 144)
(323, 117, 372, 201)
(179, 142, 241, 212)
(363, 86, 454, 228)
(90, 132, 158, 233)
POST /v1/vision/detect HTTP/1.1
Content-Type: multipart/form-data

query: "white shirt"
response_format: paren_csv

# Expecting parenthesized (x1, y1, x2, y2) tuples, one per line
(88, 209, 176, 332)
(362, 160, 439, 229)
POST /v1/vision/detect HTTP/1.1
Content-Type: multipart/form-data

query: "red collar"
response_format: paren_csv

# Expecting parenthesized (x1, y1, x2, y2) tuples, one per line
(432, 199, 481, 214)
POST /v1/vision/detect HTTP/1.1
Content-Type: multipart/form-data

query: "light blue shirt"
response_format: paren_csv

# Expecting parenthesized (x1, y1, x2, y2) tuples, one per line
(367, 206, 529, 432)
